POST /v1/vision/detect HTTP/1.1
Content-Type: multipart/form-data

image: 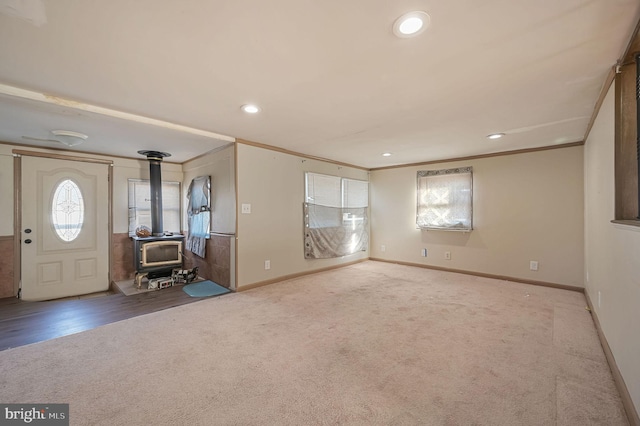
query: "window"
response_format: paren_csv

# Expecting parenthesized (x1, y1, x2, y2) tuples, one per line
(305, 173, 342, 208)
(614, 38, 640, 223)
(304, 172, 369, 258)
(305, 173, 342, 228)
(305, 173, 369, 209)
(305, 173, 369, 227)
(51, 179, 84, 242)
(128, 179, 181, 236)
(417, 167, 473, 231)
(342, 178, 369, 209)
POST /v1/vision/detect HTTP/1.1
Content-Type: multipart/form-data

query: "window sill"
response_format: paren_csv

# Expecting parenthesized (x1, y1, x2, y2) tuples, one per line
(611, 219, 640, 232)
(419, 227, 473, 232)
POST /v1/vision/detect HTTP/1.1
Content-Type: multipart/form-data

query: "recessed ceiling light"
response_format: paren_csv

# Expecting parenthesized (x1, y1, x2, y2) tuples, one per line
(241, 104, 260, 114)
(382, 152, 392, 157)
(487, 133, 505, 140)
(393, 11, 430, 38)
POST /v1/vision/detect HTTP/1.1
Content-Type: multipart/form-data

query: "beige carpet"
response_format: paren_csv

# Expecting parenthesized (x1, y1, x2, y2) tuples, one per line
(0, 261, 628, 425)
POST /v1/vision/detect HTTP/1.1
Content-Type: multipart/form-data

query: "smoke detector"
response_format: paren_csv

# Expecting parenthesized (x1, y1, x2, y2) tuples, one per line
(22, 130, 88, 147)
(50, 130, 88, 146)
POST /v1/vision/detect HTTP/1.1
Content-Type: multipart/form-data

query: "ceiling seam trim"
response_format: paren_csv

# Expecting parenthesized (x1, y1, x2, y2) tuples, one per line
(0, 83, 236, 143)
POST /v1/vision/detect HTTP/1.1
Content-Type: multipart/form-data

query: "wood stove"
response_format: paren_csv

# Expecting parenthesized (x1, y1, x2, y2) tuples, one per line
(134, 150, 184, 288)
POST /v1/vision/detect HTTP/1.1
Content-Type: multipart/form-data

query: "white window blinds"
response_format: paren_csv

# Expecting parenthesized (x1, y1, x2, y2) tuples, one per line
(128, 179, 181, 236)
(305, 173, 369, 208)
(342, 178, 369, 208)
(305, 173, 342, 207)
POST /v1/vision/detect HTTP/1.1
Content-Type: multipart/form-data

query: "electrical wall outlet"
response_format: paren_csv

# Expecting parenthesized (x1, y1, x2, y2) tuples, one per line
(444, 251, 451, 260)
(381, 245, 386, 252)
(421, 248, 427, 257)
(530, 261, 539, 271)
(264, 260, 271, 270)
(241, 203, 251, 214)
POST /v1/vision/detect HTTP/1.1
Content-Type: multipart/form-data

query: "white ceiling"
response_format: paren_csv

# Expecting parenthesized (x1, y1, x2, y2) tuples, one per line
(0, 0, 638, 167)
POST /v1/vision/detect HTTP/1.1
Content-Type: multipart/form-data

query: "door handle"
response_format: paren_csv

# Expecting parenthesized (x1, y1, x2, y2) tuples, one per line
(24, 239, 32, 244)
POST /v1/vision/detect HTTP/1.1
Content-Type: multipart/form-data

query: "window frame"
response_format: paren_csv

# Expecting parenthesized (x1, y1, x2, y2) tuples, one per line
(416, 166, 473, 232)
(305, 173, 369, 209)
(613, 47, 640, 225)
(127, 179, 182, 236)
(51, 178, 85, 242)
(304, 172, 369, 229)
(303, 172, 369, 258)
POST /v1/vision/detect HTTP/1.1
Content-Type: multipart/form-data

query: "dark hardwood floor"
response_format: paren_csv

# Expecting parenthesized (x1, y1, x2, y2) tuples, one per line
(0, 285, 221, 351)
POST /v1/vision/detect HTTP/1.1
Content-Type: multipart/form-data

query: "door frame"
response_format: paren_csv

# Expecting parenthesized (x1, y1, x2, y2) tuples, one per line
(12, 149, 113, 297)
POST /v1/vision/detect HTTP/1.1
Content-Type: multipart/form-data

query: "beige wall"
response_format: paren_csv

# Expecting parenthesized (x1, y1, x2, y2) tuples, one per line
(182, 144, 235, 234)
(0, 148, 15, 236)
(0, 149, 14, 296)
(370, 146, 584, 287)
(236, 143, 369, 288)
(584, 81, 640, 413)
(182, 144, 236, 289)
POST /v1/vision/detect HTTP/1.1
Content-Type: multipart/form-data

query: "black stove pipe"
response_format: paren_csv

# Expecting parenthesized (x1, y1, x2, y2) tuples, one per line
(149, 158, 163, 236)
(138, 150, 171, 237)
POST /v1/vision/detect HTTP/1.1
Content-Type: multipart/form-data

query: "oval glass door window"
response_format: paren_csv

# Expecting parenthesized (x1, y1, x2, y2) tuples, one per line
(51, 179, 85, 242)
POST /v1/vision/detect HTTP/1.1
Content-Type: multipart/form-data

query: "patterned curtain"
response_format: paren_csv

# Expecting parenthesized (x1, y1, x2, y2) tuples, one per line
(417, 167, 472, 231)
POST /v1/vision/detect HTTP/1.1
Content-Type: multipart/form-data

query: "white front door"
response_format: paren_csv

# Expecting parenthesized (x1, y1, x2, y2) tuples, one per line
(21, 156, 110, 301)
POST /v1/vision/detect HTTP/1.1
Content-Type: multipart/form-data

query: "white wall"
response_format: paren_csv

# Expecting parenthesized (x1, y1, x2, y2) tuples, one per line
(0, 148, 14, 235)
(236, 143, 369, 288)
(182, 144, 235, 234)
(370, 146, 585, 287)
(584, 81, 640, 413)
